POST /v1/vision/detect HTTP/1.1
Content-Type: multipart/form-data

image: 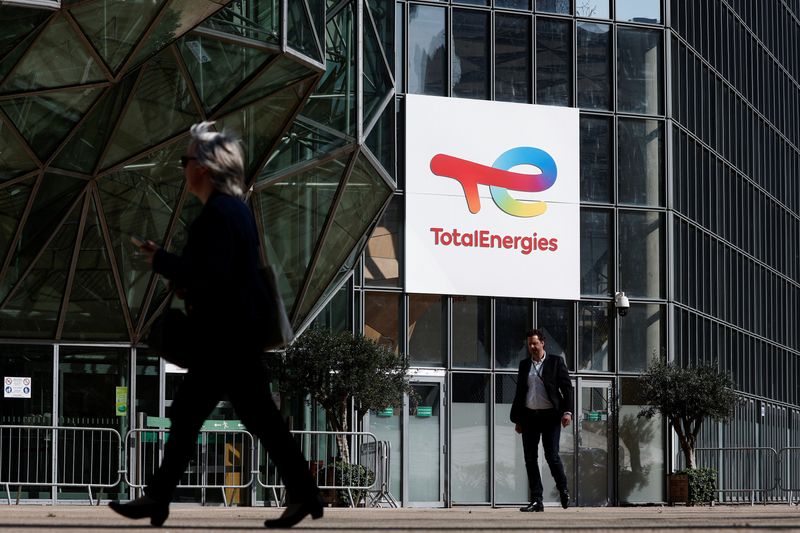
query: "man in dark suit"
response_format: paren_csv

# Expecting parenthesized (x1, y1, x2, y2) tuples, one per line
(510, 328, 573, 512)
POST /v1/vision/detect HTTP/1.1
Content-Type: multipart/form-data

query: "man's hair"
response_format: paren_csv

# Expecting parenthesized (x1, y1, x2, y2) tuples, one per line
(189, 121, 245, 198)
(526, 329, 545, 343)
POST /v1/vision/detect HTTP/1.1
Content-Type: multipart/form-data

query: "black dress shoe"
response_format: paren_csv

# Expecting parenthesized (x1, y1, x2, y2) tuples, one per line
(560, 490, 570, 509)
(264, 495, 324, 529)
(519, 500, 544, 512)
(109, 495, 169, 527)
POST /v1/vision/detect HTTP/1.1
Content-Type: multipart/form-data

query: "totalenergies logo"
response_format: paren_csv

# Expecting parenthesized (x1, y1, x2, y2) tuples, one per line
(430, 146, 557, 218)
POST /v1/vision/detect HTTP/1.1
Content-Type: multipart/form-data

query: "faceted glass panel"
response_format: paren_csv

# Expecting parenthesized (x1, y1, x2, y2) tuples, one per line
(0, 14, 105, 94)
(363, 10, 393, 128)
(408, 4, 446, 96)
(0, 198, 83, 339)
(619, 303, 664, 372)
(408, 293, 446, 366)
(70, 0, 165, 72)
(287, 0, 321, 62)
(0, 119, 36, 181)
(258, 154, 345, 313)
(101, 50, 195, 169)
(259, 119, 348, 182)
(97, 142, 185, 321)
(365, 98, 395, 180)
(578, 301, 611, 371)
(577, 22, 611, 110)
(52, 73, 138, 173)
(617, 27, 663, 115)
(0, 28, 39, 86)
(618, 118, 663, 206)
(364, 194, 401, 288)
(367, 0, 393, 72)
(495, 14, 531, 104)
(0, 87, 102, 161)
(0, 174, 86, 303)
(0, 6, 51, 62)
(61, 195, 129, 340)
(495, 297, 531, 369)
(618, 210, 664, 299)
(179, 34, 271, 113)
(202, 0, 280, 44)
(297, 154, 391, 319)
(452, 296, 490, 368)
(536, 18, 572, 106)
(129, 0, 225, 71)
(580, 115, 612, 202)
(451, 9, 489, 100)
(580, 208, 611, 296)
(0, 176, 35, 266)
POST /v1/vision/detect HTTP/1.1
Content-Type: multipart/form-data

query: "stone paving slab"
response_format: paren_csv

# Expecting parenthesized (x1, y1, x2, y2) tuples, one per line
(0, 504, 799, 532)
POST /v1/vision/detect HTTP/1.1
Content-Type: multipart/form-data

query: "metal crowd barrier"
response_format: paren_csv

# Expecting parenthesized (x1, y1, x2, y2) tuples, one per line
(695, 447, 781, 503)
(0, 425, 121, 505)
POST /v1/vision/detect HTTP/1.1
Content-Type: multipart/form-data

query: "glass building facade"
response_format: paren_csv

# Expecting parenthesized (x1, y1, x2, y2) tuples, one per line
(1, 0, 799, 508)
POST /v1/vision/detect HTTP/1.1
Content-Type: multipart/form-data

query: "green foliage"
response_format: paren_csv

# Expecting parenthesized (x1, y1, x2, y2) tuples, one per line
(331, 460, 375, 506)
(676, 467, 717, 505)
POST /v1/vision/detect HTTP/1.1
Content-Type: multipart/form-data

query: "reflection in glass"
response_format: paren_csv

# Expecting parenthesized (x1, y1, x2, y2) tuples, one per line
(0, 345, 53, 424)
(495, 14, 531, 104)
(365, 195, 401, 287)
(395, 3, 404, 92)
(616, 0, 661, 23)
(310, 283, 352, 333)
(578, 302, 610, 371)
(576, 0, 609, 18)
(363, 8, 393, 126)
(0, 178, 34, 263)
(409, 383, 441, 502)
(496, 0, 530, 10)
(364, 291, 402, 353)
(452, 374, 490, 502)
(287, 0, 321, 61)
(578, 384, 610, 505)
(576, 23, 611, 110)
(365, 95, 396, 180)
(537, 0, 571, 14)
(0, 119, 36, 181)
(408, 294, 446, 366)
(580, 116, 612, 202)
(369, 404, 402, 500)
(451, 9, 489, 100)
(618, 118, 664, 206)
(617, 28, 663, 115)
(580, 209, 611, 296)
(495, 298, 531, 369)
(536, 18, 572, 106)
(538, 300, 573, 370)
(619, 211, 664, 298)
(408, 5, 446, 95)
(135, 350, 160, 418)
(452, 296, 490, 368)
(202, 0, 280, 44)
(619, 378, 665, 502)
(494, 374, 527, 502)
(619, 304, 664, 372)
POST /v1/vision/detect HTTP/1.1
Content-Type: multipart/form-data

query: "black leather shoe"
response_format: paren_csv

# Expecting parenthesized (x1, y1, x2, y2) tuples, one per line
(520, 500, 544, 512)
(560, 490, 570, 509)
(264, 495, 324, 529)
(109, 495, 169, 527)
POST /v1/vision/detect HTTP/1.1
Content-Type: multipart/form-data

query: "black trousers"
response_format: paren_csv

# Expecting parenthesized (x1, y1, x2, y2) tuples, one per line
(520, 408, 568, 501)
(145, 344, 317, 504)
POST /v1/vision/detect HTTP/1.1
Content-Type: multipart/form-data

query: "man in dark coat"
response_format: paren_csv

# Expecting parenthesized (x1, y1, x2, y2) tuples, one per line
(510, 328, 573, 512)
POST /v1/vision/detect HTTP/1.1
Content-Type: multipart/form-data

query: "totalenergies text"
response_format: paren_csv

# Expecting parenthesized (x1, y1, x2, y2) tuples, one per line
(429, 227, 558, 255)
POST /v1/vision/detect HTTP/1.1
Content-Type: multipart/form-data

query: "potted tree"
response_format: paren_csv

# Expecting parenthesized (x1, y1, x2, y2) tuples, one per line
(638, 360, 739, 505)
(273, 328, 413, 505)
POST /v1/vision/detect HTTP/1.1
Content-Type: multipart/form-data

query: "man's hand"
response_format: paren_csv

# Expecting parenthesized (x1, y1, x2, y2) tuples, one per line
(514, 423, 522, 434)
(561, 413, 572, 428)
(137, 240, 159, 264)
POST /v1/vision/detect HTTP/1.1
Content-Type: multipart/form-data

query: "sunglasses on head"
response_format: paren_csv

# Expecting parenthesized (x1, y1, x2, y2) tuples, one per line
(180, 155, 198, 168)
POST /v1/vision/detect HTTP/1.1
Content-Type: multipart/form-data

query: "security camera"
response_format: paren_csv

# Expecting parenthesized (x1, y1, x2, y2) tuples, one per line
(614, 292, 630, 317)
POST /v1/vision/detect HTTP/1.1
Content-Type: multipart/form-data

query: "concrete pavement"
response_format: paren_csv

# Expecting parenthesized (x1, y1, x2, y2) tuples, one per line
(1, 504, 799, 532)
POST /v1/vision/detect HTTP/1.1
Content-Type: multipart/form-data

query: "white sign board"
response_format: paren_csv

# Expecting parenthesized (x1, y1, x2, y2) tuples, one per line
(405, 94, 580, 300)
(4, 376, 32, 398)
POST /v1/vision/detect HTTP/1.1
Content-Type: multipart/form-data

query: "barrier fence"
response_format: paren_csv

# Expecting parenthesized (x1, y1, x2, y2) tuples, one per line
(0, 425, 386, 507)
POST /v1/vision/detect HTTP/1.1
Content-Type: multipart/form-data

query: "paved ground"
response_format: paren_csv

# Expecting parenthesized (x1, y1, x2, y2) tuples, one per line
(1, 504, 799, 532)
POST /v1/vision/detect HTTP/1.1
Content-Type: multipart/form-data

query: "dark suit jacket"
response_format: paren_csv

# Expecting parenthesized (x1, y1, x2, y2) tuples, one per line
(510, 354, 574, 424)
(153, 191, 268, 347)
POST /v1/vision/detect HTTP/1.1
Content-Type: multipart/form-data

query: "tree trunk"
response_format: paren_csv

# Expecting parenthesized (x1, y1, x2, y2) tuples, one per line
(335, 400, 350, 464)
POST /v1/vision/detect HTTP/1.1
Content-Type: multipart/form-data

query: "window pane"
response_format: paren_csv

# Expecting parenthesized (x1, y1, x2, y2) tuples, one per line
(580, 209, 611, 296)
(580, 115, 612, 202)
(537, 299, 574, 370)
(536, 0, 571, 14)
(408, 5, 446, 96)
(617, 27, 663, 115)
(536, 18, 572, 106)
(578, 302, 611, 371)
(364, 291, 402, 353)
(618, 211, 664, 299)
(576, 22, 611, 110)
(452, 9, 489, 99)
(616, 0, 661, 23)
(576, 0, 609, 18)
(619, 378, 665, 503)
(452, 296, 491, 368)
(452, 373, 490, 502)
(618, 118, 664, 206)
(496, 0, 531, 9)
(619, 303, 664, 372)
(0, 345, 53, 424)
(495, 298, 532, 369)
(395, 4, 404, 92)
(495, 14, 531, 103)
(408, 294, 447, 366)
(494, 374, 527, 502)
(365, 195, 402, 287)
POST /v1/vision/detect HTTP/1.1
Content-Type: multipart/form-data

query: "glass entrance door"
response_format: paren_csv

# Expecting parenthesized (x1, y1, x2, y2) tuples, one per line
(405, 378, 444, 506)
(576, 379, 613, 506)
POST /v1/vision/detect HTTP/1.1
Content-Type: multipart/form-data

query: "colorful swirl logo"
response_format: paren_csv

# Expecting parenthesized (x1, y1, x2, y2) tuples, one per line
(430, 147, 557, 217)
